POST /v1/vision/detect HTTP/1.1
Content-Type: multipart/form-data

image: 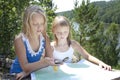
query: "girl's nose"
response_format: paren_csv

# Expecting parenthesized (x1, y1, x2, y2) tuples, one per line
(37, 25, 41, 29)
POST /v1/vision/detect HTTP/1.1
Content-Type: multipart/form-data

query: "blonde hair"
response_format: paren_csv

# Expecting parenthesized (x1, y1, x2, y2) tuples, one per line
(52, 16, 71, 46)
(22, 5, 47, 39)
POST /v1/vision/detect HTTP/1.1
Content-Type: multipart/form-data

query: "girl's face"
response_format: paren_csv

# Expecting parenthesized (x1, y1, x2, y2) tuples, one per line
(31, 13, 45, 36)
(54, 26, 69, 41)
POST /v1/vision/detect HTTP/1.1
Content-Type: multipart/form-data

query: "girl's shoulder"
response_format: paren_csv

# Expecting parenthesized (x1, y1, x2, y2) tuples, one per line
(14, 33, 22, 40)
(70, 40, 81, 49)
(14, 33, 24, 44)
(71, 40, 78, 45)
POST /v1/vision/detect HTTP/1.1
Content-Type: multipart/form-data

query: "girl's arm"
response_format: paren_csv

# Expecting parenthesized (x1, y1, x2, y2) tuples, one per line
(71, 40, 111, 71)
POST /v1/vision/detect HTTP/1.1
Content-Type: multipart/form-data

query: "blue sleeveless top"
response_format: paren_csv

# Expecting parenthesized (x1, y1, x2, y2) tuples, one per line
(10, 34, 45, 73)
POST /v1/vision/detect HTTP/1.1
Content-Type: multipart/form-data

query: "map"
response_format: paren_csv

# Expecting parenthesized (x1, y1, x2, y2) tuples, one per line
(31, 59, 120, 80)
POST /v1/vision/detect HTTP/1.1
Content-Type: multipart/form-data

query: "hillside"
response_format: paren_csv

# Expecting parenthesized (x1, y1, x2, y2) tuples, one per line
(56, 0, 120, 24)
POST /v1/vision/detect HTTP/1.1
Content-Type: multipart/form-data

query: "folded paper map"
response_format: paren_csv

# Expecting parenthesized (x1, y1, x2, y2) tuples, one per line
(31, 59, 120, 80)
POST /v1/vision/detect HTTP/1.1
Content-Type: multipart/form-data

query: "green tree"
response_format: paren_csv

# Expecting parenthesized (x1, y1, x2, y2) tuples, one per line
(73, 0, 99, 46)
(0, 0, 31, 72)
(0, 0, 30, 58)
(93, 0, 120, 24)
(94, 23, 120, 66)
(103, 23, 119, 65)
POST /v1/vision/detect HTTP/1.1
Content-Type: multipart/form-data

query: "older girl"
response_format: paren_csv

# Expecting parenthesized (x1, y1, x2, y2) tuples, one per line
(10, 5, 56, 80)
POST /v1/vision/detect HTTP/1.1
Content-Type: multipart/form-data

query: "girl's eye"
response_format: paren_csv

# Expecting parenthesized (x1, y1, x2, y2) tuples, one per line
(33, 24, 44, 27)
(57, 32, 61, 34)
(56, 32, 62, 35)
(57, 31, 68, 35)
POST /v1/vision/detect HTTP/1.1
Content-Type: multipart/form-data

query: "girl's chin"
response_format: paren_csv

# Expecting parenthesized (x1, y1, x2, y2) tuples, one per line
(60, 37, 65, 39)
(60, 39, 66, 41)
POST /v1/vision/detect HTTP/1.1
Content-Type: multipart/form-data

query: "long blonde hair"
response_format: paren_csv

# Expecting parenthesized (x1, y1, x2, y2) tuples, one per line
(52, 16, 71, 46)
(22, 5, 47, 39)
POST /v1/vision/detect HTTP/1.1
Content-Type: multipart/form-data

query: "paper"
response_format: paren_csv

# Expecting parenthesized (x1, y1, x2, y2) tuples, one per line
(31, 59, 120, 80)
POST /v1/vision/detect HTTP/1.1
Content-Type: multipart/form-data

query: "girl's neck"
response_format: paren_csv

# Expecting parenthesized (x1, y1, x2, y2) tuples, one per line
(55, 40, 69, 52)
(28, 35, 40, 42)
(56, 40, 68, 47)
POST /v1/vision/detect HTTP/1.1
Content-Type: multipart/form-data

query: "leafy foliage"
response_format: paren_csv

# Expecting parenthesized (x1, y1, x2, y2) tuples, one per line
(87, 22, 120, 66)
(93, 0, 120, 24)
(0, 0, 30, 58)
(73, 0, 99, 45)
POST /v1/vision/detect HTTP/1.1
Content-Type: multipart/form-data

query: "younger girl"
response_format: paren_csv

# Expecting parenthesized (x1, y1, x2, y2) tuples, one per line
(10, 5, 56, 80)
(51, 16, 111, 71)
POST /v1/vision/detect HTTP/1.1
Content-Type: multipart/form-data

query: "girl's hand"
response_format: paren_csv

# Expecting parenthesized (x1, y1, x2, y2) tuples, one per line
(99, 62, 112, 71)
(43, 57, 60, 66)
(16, 72, 28, 80)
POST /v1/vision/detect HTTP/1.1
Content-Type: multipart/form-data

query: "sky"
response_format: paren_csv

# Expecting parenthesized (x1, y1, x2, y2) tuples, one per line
(53, 0, 111, 12)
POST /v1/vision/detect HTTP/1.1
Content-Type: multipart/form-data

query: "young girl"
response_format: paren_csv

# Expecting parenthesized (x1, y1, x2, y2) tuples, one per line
(10, 5, 56, 80)
(51, 16, 111, 71)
